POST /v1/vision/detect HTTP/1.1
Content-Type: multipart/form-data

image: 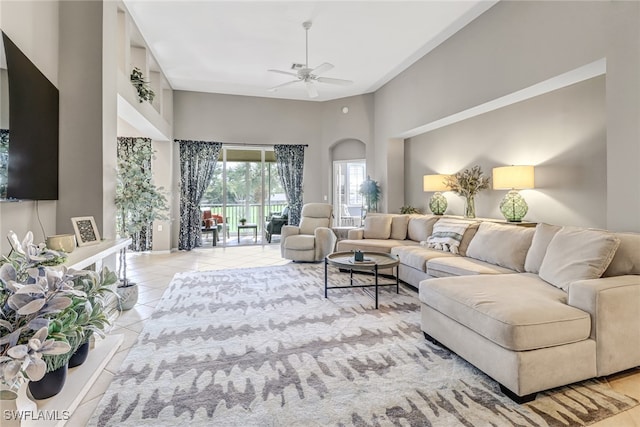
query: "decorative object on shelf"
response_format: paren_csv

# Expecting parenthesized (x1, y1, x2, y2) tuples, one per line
(239, 218, 247, 225)
(423, 174, 450, 215)
(46, 233, 76, 253)
(71, 216, 101, 247)
(359, 176, 381, 214)
(444, 166, 491, 218)
(400, 205, 421, 214)
(130, 67, 155, 103)
(493, 165, 535, 222)
(0, 231, 116, 399)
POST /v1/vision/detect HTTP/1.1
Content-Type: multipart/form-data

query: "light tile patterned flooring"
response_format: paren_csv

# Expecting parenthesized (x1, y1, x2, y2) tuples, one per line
(68, 245, 640, 426)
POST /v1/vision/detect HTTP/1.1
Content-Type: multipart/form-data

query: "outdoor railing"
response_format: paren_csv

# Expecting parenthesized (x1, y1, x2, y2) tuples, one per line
(201, 202, 287, 232)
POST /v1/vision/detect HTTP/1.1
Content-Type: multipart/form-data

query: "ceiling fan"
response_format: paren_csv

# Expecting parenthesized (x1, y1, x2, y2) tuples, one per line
(268, 21, 353, 99)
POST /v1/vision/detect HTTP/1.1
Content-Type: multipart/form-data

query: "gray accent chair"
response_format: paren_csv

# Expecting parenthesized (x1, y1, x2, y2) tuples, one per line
(281, 203, 337, 262)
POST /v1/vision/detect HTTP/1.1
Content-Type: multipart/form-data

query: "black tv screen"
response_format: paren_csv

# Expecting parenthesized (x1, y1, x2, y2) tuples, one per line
(1, 31, 59, 201)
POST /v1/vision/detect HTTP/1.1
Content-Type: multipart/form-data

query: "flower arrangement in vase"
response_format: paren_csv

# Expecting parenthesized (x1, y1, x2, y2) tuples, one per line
(444, 165, 491, 218)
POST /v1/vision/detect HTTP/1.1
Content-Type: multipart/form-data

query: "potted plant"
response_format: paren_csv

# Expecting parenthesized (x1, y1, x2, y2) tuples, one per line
(115, 140, 168, 310)
(400, 205, 421, 214)
(359, 176, 381, 213)
(444, 165, 491, 218)
(239, 218, 247, 226)
(130, 67, 155, 104)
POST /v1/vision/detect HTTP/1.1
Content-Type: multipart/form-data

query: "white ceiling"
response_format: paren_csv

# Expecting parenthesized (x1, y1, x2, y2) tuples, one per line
(123, 1, 496, 102)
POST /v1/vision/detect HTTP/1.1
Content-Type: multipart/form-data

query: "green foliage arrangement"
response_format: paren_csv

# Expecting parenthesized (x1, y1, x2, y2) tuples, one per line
(0, 231, 115, 387)
(400, 205, 421, 214)
(130, 67, 155, 103)
(115, 141, 168, 240)
(444, 165, 491, 198)
(359, 176, 381, 213)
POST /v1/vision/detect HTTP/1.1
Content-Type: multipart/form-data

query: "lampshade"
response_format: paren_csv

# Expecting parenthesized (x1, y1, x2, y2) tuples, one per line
(423, 174, 449, 192)
(492, 166, 535, 190)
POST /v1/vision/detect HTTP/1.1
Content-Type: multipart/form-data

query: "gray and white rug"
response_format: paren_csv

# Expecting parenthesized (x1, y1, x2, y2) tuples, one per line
(89, 264, 637, 426)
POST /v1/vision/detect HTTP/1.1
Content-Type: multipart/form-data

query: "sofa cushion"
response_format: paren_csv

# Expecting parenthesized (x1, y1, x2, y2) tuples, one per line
(427, 257, 515, 278)
(419, 273, 591, 351)
(299, 217, 330, 235)
(391, 246, 456, 272)
(603, 232, 640, 277)
(465, 222, 535, 272)
(407, 215, 440, 242)
(363, 215, 392, 239)
(425, 218, 476, 254)
(524, 223, 562, 274)
(337, 239, 416, 254)
(539, 227, 620, 291)
(283, 234, 316, 250)
(390, 215, 410, 240)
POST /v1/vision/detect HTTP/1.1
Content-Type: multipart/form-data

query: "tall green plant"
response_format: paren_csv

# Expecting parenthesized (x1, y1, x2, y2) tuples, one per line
(359, 176, 381, 213)
(115, 141, 168, 240)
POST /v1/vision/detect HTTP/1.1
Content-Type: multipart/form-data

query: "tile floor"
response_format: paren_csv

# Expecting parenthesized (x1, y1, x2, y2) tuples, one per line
(67, 245, 640, 426)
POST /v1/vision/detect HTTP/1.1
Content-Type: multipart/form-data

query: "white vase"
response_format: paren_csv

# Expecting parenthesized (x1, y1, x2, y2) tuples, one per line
(116, 282, 139, 310)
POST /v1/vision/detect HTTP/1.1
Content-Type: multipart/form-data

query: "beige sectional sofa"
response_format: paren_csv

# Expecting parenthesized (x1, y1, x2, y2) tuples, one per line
(336, 214, 640, 402)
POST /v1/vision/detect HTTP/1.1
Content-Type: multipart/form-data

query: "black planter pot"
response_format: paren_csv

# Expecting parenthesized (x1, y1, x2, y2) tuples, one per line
(28, 363, 68, 400)
(68, 341, 90, 368)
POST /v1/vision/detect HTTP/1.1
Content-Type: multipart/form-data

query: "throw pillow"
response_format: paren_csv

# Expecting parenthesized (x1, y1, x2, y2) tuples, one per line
(539, 227, 620, 292)
(363, 215, 392, 239)
(424, 218, 474, 254)
(466, 222, 535, 272)
(390, 215, 410, 240)
(603, 232, 640, 277)
(524, 223, 562, 274)
(407, 215, 440, 242)
(458, 222, 480, 257)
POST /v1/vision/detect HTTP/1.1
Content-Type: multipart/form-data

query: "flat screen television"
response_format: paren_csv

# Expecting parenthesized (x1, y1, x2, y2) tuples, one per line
(1, 30, 59, 201)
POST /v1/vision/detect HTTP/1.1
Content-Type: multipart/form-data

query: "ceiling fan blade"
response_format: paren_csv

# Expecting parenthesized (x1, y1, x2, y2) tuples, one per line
(267, 80, 300, 92)
(268, 69, 299, 78)
(305, 81, 319, 98)
(316, 77, 353, 86)
(311, 62, 334, 76)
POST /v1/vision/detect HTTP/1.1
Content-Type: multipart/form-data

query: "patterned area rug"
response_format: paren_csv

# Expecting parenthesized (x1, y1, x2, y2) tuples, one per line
(89, 264, 637, 426)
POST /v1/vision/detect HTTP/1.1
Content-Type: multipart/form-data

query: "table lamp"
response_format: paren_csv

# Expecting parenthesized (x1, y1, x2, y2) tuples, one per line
(492, 165, 535, 222)
(423, 174, 449, 215)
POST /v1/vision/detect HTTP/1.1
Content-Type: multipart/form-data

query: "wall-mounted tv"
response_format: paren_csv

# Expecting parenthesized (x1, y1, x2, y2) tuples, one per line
(1, 30, 59, 201)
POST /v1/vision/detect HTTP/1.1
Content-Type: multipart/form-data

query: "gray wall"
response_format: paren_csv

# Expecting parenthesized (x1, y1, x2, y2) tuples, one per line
(0, 1, 59, 253)
(173, 91, 374, 248)
(405, 76, 606, 227)
(374, 1, 640, 232)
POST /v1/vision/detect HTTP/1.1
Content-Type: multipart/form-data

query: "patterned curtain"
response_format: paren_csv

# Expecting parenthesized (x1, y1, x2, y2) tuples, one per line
(0, 129, 9, 199)
(117, 137, 153, 252)
(274, 144, 305, 226)
(177, 140, 222, 250)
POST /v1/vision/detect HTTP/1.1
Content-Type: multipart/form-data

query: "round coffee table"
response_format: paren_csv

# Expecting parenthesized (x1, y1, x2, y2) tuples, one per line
(324, 251, 400, 309)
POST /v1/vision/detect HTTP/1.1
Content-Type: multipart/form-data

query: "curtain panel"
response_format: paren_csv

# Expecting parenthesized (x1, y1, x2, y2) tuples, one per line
(117, 137, 153, 252)
(274, 144, 306, 226)
(177, 140, 222, 250)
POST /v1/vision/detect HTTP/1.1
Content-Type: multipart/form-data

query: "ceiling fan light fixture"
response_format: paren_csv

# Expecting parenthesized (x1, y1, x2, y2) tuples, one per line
(266, 20, 352, 98)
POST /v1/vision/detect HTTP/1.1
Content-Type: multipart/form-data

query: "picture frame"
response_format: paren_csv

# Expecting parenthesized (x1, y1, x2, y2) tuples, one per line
(71, 216, 101, 247)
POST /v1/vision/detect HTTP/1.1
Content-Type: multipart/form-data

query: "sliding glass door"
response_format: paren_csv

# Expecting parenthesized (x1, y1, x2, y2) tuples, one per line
(201, 146, 285, 246)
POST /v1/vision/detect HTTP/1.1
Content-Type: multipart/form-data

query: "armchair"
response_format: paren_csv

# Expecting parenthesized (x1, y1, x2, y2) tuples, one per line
(281, 203, 337, 262)
(265, 206, 289, 243)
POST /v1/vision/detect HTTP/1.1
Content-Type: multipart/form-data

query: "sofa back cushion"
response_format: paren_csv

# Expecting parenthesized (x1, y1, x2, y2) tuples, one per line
(539, 227, 620, 291)
(524, 223, 562, 274)
(363, 215, 392, 239)
(407, 215, 440, 242)
(603, 232, 640, 277)
(299, 217, 330, 235)
(466, 222, 535, 272)
(390, 215, 410, 240)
